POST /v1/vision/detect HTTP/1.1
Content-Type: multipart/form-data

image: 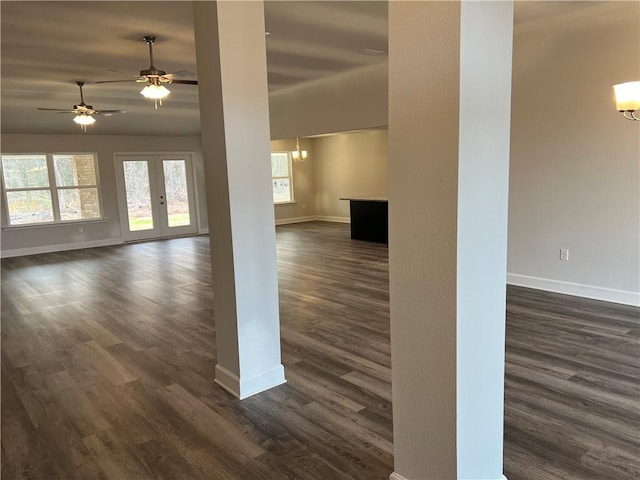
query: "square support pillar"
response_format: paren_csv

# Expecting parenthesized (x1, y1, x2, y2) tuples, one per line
(192, 0, 285, 400)
(389, 1, 513, 479)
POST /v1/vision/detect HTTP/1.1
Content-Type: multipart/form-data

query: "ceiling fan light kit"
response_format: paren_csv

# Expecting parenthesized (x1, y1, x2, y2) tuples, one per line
(140, 83, 170, 109)
(73, 114, 96, 129)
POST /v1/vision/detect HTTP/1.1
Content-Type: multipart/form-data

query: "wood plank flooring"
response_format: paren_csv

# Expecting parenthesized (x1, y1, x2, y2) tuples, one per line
(2, 221, 638, 479)
(504, 286, 640, 480)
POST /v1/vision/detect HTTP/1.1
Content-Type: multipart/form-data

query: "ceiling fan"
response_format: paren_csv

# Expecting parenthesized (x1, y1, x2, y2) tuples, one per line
(37, 81, 126, 131)
(96, 35, 198, 109)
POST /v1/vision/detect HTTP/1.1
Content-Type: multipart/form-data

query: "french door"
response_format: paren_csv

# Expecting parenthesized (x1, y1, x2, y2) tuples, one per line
(115, 153, 198, 242)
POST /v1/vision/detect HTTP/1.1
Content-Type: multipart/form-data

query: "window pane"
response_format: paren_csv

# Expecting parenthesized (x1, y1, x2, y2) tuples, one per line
(163, 160, 191, 228)
(123, 161, 153, 231)
(1, 155, 49, 189)
(271, 153, 289, 177)
(273, 178, 291, 203)
(53, 154, 97, 186)
(271, 152, 292, 203)
(6, 190, 54, 224)
(58, 188, 100, 221)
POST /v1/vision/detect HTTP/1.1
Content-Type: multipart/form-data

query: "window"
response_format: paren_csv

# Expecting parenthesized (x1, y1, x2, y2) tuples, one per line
(1, 153, 102, 226)
(271, 152, 293, 203)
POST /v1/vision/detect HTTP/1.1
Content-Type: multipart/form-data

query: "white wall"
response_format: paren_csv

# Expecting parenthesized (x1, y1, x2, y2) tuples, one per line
(508, 1, 640, 305)
(389, 2, 514, 477)
(1, 133, 206, 256)
(388, 2, 460, 476)
(313, 129, 388, 220)
(270, 138, 316, 223)
(456, 2, 513, 477)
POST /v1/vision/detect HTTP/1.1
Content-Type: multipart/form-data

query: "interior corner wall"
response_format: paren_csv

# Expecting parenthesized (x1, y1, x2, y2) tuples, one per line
(270, 138, 316, 222)
(508, 2, 640, 305)
(312, 129, 388, 220)
(0, 133, 207, 256)
(268, 62, 388, 140)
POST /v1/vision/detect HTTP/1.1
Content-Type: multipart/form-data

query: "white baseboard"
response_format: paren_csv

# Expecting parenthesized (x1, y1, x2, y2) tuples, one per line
(215, 363, 286, 400)
(275, 215, 316, 225)
(315, 215, 350, 224)
(208, 216, 351, 229)
(1, 238, 122, 258)
(274, 215, 350, 225)
(390, 473, 506, 480)
(199, 227, 210, 234)
(507, 273, 639, 307)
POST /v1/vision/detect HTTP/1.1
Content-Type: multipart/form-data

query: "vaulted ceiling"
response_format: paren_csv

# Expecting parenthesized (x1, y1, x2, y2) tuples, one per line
(0, 1, 618, 137)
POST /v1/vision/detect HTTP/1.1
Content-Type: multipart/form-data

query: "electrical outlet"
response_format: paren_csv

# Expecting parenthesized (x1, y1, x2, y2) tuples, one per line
(78, 226, 83, 233)
(560, 248, 569, 261)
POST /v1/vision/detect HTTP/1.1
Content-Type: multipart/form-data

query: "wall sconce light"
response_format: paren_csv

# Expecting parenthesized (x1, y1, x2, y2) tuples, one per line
(291, 137, 308, 162)
(613, 81, 640, 121)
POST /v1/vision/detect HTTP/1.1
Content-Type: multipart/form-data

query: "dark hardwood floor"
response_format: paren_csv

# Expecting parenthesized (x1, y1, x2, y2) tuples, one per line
(1, 221, 638, 479)
(504, 286, 639, 480)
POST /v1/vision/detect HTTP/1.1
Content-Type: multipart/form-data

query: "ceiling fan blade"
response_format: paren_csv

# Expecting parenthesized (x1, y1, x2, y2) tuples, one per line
(94, 79, 138, 84)
(164, 70, 191, 77)
(37, 107, 76, 112)
(171, 80, 198, 85)
(95, 110, 126, 116)
(108, 68, 141, 77)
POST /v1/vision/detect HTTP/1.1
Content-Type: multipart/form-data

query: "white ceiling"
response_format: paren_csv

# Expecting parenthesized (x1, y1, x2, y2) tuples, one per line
(0, 1, 619, 137)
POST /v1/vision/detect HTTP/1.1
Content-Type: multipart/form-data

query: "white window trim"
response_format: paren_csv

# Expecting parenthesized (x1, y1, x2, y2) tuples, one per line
(271, 151, 294, 204)
(2, 218, 110, 231)
(1, 152, 105, 228)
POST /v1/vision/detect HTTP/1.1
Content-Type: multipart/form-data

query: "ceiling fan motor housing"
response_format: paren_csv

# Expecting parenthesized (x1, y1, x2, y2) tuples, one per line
(140, 68, 167, 78)
(73, 104, 94, 111)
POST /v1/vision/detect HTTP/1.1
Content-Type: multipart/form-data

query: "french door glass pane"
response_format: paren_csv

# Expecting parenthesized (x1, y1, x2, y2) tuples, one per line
(58, 188, 100, 221)
(163, 160, 191, 228)
(123, 161, 153, 231)
(6, 190, 54, 224)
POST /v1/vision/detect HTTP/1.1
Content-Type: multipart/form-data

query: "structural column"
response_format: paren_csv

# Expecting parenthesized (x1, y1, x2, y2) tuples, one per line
(388, 1, 513, 479)
(192, 1, 285, 399)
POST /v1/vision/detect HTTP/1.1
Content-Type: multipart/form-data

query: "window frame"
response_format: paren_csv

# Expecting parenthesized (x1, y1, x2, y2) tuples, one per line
(1, 152, 104, 227)
(271, 151, 294, 204)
